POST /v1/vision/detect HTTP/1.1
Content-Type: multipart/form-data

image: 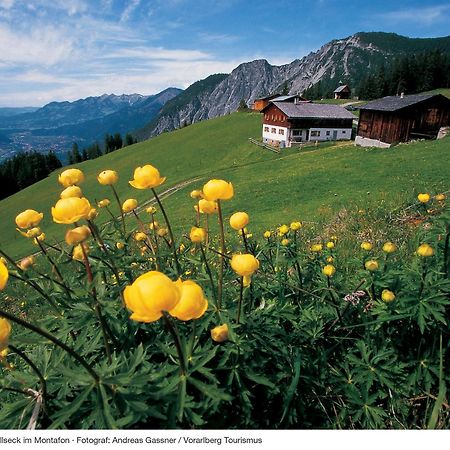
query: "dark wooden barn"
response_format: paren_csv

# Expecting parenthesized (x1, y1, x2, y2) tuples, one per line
(355, 93, 450, 148)
(334, 85, 351, 100)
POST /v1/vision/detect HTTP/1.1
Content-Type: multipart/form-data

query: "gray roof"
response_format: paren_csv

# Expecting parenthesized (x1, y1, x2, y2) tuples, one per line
(272, 102, 355, 119)
(359, 94, 439, 112)
(271, 94, 302, 102)
(254, 93, 281, 101)
(334, 85, 349, 93)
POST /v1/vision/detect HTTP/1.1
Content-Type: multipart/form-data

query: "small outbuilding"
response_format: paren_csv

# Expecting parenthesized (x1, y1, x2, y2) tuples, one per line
(355, 93, 450, 148)
(261, 101, 354, 148)
(253, 93, 281, 111)
(334, 85, 351, 100)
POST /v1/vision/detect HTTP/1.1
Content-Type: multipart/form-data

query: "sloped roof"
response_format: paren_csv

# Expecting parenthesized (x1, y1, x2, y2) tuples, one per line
(334, 85, 350, 93)
(254, 93, 281, 101)
(271, 94, 304, 102)
(270, 102, 355, 119)
(359, 93, 446, 112)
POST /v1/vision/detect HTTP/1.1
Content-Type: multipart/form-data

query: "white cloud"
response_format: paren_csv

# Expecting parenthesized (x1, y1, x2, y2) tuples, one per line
(0, 0, 14, 9)
(380, 4, 450, 25)
(120, 0, 141, 22)
(103, 47, 212, 61)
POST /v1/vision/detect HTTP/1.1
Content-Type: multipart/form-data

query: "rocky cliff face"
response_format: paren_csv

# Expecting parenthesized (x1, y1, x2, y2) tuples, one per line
(141, 32, 420, 139)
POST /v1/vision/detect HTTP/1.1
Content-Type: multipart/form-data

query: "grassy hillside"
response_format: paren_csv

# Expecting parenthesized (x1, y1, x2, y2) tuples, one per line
(1, 110, 449, 259)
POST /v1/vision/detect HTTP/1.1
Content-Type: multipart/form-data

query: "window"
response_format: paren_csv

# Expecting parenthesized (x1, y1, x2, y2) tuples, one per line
(264, 126, 269, 132)
(342, 130, 347, 134)
(293, 130, 302, 136)
(311, 130, 320, 137)
(326, 131, 330, 136)
(279, 129, 284, 135)
(271, 128, 276, 133)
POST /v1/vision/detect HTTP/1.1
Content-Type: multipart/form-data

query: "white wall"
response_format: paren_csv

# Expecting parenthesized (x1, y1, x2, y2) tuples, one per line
(308, 128, 352, 142)
(262, 125, 289, 146)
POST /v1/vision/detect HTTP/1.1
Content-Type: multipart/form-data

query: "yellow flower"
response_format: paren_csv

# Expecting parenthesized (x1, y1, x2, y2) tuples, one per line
(169, 280, 208, 321)
(51, 197, 91, 224)
(382, 242, 397, 253)
(263, 231, 271, 239)
(243, 275, 252, 287)
(381, 289, 395, 303)
(435, 193, 445, 202)
(322, 264, 336, 277)
(97, 170, 118, 185)
(202, 179, 234, 201)
(290, 221, 302, 231)
(278, 224, 289, 236)
(310, 243, 323, 252)
(134, 232, 147, 241)
(116, 242, 125, 250)
(19, 256, 35, 271)
(190, 227, 207, 243)
(281, 238, 290, 246)
(190, 190, 203, 199)
(211, 324, 229, 343)
(326, 241, 335, 249)
(15, 209, 44, 229)
(149, 221, 159, 230)
(123, 271, 181, 323)
(361, 242, 373, 251)
(129, 164, 166, 189)
(326, 256, 334, 263)
(0, 318, 11, 351)
(417, 243, 434, 257)
(229, 212, 249, 230)
(198, 199, 218, 214)
(58, 168, 84, 187)
(0, 259, 8, 290)
(417, 193, 430, 203)
(179, 243, 186, 252)
(157, 228, 168, 237)
(65, 225, 91, 246)
(88, 208, 98, 220)
(35, 232, 46, 243)
(331, 235, 338, 241)
(231, 254, 259, 277)
(146, 206, 157, 214)
(365, 260, 379, 271)
(60, 185, 83, 199)
(122, 198, 138, 213)
(98, 199, 110, 208)
(26, 227, 42, 238)
(72, 243, 89, 261)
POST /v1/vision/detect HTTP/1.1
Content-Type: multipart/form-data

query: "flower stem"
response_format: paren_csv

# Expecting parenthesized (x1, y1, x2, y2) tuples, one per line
(236, 276, 244, 324)
(151, 188, 181, 276)
(241, 229, 250, 253)
(217, 200, 226, 310)
(161, 311, 186, 375)
(110, 185, 126, 235)
(199, 243, 218, 312)
(0, 309, 100, 383)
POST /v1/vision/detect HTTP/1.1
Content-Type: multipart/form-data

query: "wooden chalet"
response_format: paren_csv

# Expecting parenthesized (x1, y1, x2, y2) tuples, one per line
(334, 85, 350, 100)
(355, 93, 450, 148)
(253, 93, 281, 111)
(261, 101, 354, 148)
(253, 93, 307, 111)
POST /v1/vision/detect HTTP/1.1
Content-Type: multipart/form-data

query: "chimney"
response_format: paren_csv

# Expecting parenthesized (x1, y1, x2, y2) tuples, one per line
(400, 92, 404, 99)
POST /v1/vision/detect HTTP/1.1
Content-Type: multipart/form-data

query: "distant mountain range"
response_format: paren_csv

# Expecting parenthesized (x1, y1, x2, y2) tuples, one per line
(0, 88, 181, 159)
(1, 31, 449, 160)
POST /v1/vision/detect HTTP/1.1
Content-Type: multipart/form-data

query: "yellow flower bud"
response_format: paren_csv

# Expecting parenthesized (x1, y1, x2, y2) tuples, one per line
(322, 264, 336, 277)
(382, 242, 397, 253)
(290, 221, 302, 231)
(149, 221, 159, 230)
(365, 260, 379, 271)
(326, 256, 334, 263)
(278, 224, 289, 236)
(198, 199, 218, 214)
(122, 198, 138, 213)
(87, 208, 98, 220)
(361, 242, 373, 251)
(417, 193, 430, 203)
(72, 243, 89, 261)
(51, 197, 91, 224)
(169, 280, 208, 321)
(58, 168, 84, 187)
(129, 165, 166, 189)
(15, 209, 44, 229)
(263, 231, 271, 239)
(231, 254, 259, 277)
(190, 227, 207, 243)
(381, 289, 395, 303)
(0, 318, 11, 351)
(202, 179, 234, 201)
(60, 185, 83, 199)
(97, 170, 118, 185)
(157, 228, 168, 237)
(281, 238, 289, 246)
(116, 242, 125, 250)
(243, 275, 252, 287)
(35, 233, 46, 243)
(190, 190, 203, 199)
(211, 323, 229, 343)
(416, 243, 434, 257)
(134, 232, 147, 242)
(310, 243, 323, 252)
(98, 199, 110, 208)
(326, 241, 335, 249)
(146, 206, 157, 214)
(229, 212, 249, 230)
(26, 227, 41, 238)
(435, 193, 445, 202)
(19, 256, 35, 271)
(65, 225, 91, 246)
(123, 271, 181, 322)
(0, 259, 8, 290)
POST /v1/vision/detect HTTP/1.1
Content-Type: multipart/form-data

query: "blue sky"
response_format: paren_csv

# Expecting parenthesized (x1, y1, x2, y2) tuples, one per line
(0, 0, 449, 106)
